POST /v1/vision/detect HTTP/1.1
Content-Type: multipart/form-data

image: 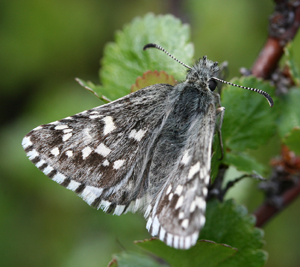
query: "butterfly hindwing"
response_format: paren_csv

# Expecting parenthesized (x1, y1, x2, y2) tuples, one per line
(145, 102, 216, 249)
(22, 84, 174, 215)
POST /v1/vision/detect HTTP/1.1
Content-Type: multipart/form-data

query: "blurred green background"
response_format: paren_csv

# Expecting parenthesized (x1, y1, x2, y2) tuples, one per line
(1, 1, 300, 266)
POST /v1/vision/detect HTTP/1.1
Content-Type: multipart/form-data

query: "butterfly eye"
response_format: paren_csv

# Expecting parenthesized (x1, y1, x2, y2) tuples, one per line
(208, 79, 217, 91)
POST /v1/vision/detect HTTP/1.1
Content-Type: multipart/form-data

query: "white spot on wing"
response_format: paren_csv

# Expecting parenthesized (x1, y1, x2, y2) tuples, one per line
(175, 196, 184, 209)
(22, 136, 32, 149)
(195, 196, 206, 211)
(95, 143, 111, 157)
(166, 233, 173, 247)
(179, 211, 185, 219)
(144, 205, 152, 218)
(181, 150, 191, 165)
(159, 227, 166, 241)
(63, 129, 73, 133)
(185, 236, 192, 249)
(129, 129, 147, 141)
(55, 125, 69, 130)
(188, 162, 201, 179)
(67, 180, 81, 191)
(43, 166, 53, 175)
(100, 200, 111, 212)
(168, 193, 173, 201)
(36, 159, 46, 168)
(174, 185, 183, 195)
(102, 159, 109, 166)
(173, 236, 179, 249)
(200, 214, 206, 228)
(180, 237, 185, 249)
(192, 232, 199, 246)
(152, 216, 160, 236)
(200, 166, 206, 179)
(181, 219, 189, 229)
(65, 150, 73, 157)
(202, 187, 208, 197)
(50, 147, 60, 157)
(205, 174, 210, 184)
(82, 146, 92, 159)
(190, 201, 196, 213)
(166, 185, 172, 195)
(113, 159, 125, 170)
(53, 172, 66, 184)
(102, 116, 116, 135)
(146, 217, 153, 231)
(27, 149, 39, 160)
(90, 115, 103, 119)
(62, 133, 72, 141)
(113, 205, 125, 215)
(81, 186, 103, 205)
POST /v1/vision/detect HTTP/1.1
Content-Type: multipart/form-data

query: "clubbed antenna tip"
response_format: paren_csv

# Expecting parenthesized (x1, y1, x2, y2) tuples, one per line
(143, 43, 157, 50)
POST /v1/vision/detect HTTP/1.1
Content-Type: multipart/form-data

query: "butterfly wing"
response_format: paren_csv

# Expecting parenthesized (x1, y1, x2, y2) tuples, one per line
(22, 84, 174, 215)
(145, 102, 216, 250)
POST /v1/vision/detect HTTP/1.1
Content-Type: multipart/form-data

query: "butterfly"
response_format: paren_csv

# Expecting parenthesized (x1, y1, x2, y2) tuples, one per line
(22, 43, 273, 249)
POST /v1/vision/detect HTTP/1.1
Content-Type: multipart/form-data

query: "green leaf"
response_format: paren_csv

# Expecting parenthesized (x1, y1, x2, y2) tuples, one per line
(222, 76, 277, 151)
(200, 199, 268, 267)
(75, 78, 111, 103)
(110, 252, 163, 267)
(283, 127, 300, 155)
(98, 13, 193, 100)
(136, 239, 237, 267)
(278, 88, 300, 154)
(224, 151, 265, 175)
(284, 43, 300, 86)
(278, 88, 300, 137)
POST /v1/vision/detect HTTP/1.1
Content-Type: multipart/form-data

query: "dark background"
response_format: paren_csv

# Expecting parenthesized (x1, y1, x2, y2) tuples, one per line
(1, 1, 300, 266)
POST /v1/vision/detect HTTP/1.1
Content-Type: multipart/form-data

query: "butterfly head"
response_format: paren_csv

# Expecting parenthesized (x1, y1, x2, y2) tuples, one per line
(186, 56, 220, 91)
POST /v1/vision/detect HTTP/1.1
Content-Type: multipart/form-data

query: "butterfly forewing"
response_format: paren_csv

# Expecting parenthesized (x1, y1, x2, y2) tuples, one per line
(22, 84, 174, 214)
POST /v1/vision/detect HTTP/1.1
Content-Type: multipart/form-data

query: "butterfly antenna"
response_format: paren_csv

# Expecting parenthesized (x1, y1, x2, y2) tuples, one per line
(143, 43, 193, 71)
(212, 77, 274, 107)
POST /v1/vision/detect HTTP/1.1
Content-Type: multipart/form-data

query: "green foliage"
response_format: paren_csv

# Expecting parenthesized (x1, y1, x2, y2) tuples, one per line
(278, 88, 300, 154)
(136, 238, 237, 267)
(110, 252, 163, 267)
(285, 43, 300, 86)
(277, 43, 300, 154)
(200, 200, 267, 267)
(80, 13, 193, 101)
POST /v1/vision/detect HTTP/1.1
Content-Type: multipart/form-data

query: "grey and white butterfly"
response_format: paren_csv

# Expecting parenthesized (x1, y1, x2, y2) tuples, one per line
(22, 43, 273, 250)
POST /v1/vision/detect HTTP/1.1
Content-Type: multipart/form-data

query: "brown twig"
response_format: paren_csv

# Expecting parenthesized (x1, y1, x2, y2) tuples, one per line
(250, 1, 300, 227)
(251, 0, 300, 79)
(254, 177, 300, 227)
(254, 145, 300, 227)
